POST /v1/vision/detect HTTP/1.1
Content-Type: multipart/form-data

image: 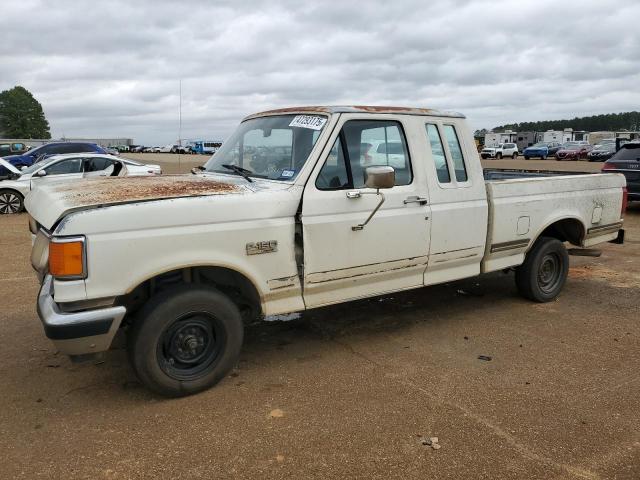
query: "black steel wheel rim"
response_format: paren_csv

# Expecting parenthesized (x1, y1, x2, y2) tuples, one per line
(0, 193, 20, 214)
(157, 312, 226, 381)
(538, 252, 562, 294)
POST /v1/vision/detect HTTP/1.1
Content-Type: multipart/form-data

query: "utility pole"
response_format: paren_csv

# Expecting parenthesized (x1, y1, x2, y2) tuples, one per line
(178, 79, 182, 169)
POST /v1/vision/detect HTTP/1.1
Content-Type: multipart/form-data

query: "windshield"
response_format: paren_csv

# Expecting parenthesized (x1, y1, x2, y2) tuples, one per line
(203, 114, 327, 181)
(19, 158, 51, 175)
(531, 143, 548, 148)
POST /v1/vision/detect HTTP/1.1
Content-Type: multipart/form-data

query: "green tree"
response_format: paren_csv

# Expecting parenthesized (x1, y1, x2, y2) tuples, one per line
(0, 86, 51, 139)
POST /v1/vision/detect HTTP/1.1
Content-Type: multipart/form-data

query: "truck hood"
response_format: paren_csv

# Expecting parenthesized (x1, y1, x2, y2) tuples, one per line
(0, 157, 21, 174)
(25, 174, 259, 230)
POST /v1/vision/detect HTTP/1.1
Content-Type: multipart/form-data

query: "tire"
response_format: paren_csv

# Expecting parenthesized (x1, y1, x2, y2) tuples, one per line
(128, 285, 244, 397)
(515, 237, 569, 303)
(496, 153, 502, 159)
(512, 153, 517, 159)
(0, 189, 24, 214)
(524, 156, 529, 160)
(541, 155, 547, 160)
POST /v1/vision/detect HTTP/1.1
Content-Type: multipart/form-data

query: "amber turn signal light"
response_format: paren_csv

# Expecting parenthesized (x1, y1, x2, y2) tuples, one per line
(49, 239, 86, 279)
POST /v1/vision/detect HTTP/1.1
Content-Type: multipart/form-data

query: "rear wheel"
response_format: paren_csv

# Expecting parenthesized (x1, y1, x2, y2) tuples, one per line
(512, 152, 517, 159)
(128, 285, 244, 397)
(541, 154, 547, 160)
(496, 152, 502, 159)
(0, 190, 24, 214)
(524, 155, 530, 160)
(515, 237, 569, 302)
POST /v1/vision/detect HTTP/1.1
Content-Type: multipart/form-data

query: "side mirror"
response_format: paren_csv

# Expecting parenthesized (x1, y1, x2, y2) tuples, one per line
(350, 166, 395, 231)
(364, 166, 395, 189)
(36, 169, 47, 177)
(20, 166, 27, 171)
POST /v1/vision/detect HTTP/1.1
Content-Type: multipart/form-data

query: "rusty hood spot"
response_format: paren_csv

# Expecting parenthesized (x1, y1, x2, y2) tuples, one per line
(52, 175, 241, 207)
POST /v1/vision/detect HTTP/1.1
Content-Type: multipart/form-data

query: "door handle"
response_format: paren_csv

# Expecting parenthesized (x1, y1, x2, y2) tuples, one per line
(346, 191, 361, 199)
(403, 196, 428, 205)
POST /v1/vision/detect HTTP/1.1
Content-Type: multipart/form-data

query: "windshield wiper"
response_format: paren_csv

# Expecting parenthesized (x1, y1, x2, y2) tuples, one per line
(221, 164, 253, 183)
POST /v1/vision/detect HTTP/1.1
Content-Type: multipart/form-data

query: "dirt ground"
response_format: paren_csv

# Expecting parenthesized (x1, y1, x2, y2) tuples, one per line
(1, 157, 639, 479)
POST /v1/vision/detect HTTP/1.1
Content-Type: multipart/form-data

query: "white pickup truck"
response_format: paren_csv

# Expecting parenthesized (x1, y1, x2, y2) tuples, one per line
(26, 106, 627, 397)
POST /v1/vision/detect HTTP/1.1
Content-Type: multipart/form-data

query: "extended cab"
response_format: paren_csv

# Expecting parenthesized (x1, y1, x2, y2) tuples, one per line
(26, 106, 627, 396)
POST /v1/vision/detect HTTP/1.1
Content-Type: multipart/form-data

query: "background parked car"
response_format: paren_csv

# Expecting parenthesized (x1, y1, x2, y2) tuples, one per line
(556, 142, 593, 160)
(547, 142, 563, 157)
(480, 143, 518, 159)
(602, 142, 640, 202)
(522, 142, 556, 159)
(159, 144, 176, 153)
(0, 153, 162, 214)
(0, 142, 107, 177)
(129, 145, 146, 153)
(588, 142, 616, 162)
(0, 142, 29, 158)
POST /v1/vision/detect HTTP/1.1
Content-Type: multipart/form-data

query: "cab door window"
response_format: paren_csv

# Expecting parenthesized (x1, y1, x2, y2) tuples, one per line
(316, 120, 412, 190)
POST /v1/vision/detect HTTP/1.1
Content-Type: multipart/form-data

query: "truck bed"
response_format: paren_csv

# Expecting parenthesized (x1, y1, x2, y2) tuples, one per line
(481, 170, 626, 273)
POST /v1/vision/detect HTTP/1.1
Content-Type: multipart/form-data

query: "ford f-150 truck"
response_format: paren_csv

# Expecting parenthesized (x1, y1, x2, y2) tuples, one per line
(26, 106, 627, 397)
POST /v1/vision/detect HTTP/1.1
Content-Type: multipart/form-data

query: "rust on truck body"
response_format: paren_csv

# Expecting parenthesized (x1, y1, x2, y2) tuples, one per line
(53, 175, 240, 207)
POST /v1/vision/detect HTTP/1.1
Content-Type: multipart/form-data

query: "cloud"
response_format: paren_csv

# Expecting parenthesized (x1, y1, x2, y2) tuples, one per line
(1, 0, 639, 143)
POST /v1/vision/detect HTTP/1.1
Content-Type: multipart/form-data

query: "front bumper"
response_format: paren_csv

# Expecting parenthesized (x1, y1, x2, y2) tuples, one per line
(37, 275, 126, 355)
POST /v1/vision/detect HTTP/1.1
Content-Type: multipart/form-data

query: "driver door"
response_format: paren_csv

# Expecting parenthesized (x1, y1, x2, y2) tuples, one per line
(301, 115, 431, 308)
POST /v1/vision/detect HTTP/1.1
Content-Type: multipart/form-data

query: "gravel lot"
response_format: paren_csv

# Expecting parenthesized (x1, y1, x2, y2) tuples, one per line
(1, 157, 638, 479)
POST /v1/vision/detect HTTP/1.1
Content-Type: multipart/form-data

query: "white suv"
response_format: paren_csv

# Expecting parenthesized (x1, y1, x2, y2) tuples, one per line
(481, 143, 518, 159)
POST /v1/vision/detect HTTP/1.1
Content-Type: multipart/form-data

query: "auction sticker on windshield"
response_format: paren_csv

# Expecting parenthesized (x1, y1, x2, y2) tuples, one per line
(289, 115, 327, 130)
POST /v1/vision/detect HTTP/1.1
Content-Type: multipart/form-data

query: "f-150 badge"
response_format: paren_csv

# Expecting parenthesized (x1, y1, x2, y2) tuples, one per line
(246, 240, 278, 255)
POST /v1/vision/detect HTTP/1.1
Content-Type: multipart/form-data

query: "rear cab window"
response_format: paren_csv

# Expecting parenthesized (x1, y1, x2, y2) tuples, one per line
(424, 123, 469, 185)
(443, 125, 468, 182)
(425, 124, 451, 183)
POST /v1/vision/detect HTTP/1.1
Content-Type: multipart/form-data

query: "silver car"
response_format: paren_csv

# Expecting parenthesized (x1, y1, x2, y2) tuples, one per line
(0, 153, 162, 214)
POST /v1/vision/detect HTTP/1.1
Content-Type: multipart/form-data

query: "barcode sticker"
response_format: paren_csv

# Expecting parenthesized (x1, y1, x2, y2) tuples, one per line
(289, 115, 327, 130)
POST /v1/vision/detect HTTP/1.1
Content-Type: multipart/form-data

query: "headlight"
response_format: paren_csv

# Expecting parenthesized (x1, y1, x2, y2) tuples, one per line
(48, 236, 87, 280)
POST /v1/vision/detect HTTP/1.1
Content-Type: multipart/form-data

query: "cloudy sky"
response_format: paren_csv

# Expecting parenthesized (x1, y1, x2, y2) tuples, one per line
(2, 0, 639, 144)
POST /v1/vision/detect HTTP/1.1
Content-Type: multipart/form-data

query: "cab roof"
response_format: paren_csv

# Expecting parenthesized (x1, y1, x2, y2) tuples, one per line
(245, 105, 465, 120)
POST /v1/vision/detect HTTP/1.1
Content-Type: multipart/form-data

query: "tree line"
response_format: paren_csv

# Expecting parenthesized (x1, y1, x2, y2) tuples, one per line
(491, 111, 640, 133)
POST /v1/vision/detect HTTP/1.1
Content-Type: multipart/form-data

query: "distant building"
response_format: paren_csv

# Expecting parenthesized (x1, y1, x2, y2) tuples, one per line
(541, 130, 568, 143)
(588, 131, 615, 145)
(515, 132, 537, 150)
(484, 130, 518, 147)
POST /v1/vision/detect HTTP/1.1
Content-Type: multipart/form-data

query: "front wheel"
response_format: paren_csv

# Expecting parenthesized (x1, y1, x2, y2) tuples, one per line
(0, 190, 24, 214)
(515, 237, 569, 302)
(128, 285, 244, 397)
(496, 153, 502, 159)
(512, 153, 517, 159)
